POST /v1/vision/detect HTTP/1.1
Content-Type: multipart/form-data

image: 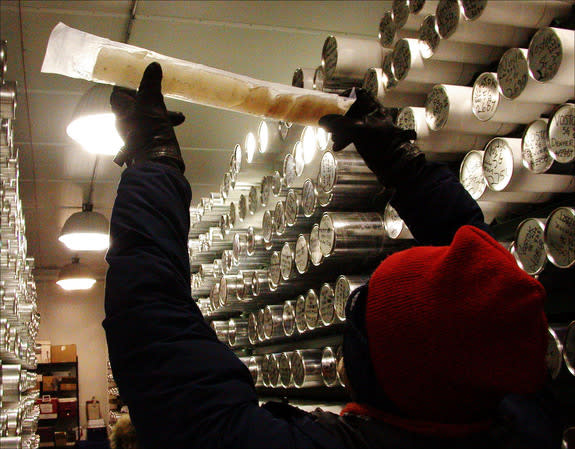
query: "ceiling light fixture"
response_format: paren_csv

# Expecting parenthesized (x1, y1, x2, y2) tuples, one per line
(56, 257, 97, 291)
(59, 202, 109, 251)
(66, 84, 124, 155)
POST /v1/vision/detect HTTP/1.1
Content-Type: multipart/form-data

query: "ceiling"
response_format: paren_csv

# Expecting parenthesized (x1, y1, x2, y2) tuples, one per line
(0, 0, 391, 278)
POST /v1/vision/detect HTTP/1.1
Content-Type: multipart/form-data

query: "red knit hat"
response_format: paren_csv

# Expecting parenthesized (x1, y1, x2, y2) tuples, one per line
(365, 225, 548, 427)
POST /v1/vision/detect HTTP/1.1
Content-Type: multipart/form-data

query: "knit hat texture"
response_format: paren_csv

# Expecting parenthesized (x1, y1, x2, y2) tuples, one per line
(365, 225, 548, 424)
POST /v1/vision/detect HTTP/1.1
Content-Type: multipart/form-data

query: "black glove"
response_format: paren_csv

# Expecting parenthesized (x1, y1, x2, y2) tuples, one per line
(319, 88, 423, 187)
(110, 62, 186, 172)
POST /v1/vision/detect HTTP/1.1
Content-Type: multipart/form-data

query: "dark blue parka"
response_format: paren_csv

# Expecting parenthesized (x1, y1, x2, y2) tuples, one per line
(103, 160, 556, 449)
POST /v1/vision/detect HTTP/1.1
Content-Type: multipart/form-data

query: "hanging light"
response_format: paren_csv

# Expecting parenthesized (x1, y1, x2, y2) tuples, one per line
(66, 84, 124, 155)
(59, 203, 109, 251)
(56, 257, 97, 291)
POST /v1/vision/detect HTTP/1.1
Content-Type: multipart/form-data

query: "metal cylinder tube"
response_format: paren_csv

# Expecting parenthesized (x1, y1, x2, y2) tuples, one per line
(280, 242, 297, 282)
(291, 349, 323, 388)
(547, 326, 564, 380)
(522, 119, 556, 174)
(228, 318, 249, 347)
(316, 150, 377, 195)
(295, 295, 307, 335)
(284, 188, 315, 228)
(515, 218, 548, 276)
(261, 354, 271, 387)
(426, 85, 518, 135)
(547, 104, 575, 164)
(248, 312, 258, 345)
(392, 0, 437, 31)
(564, 321, 574, 376)
(248, 356, 264, 387)
(292, 67, 315, 90)
(2, 363, 21, 403)
(528, 27, 575, 87)
(319, 283, 336, 327)
(383, 203, 413, 239)
(436, 0, 531, 47)
(313, 64, 347, 94)
(392, 38, 480, 86)
(257, 309, 266, 343)
(379, 11, 418, 48)
(274, 201, 287, 236)
(544, 207, 575, 269)
(321, 346, 339, 387)
(0, 81, 17, 120)
(472, 72, 553, 124)
(263, 305, 285, 340)
(309, 224, 324, 267)
(279, 352, 294, 388)
(267, 353, 281, 388)
(282, 300, 296, 337)
(482, 137, 575, 193)
(362, 68, 426, 107)
(294, 234, 310, 275)
(334, 275, 370, 322)
(304, 289, 320, 331)
(418, 14, 503, 64)
(210, 320, 229, 344)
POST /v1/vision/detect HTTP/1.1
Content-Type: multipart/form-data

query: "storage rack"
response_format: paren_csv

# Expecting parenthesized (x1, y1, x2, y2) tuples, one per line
(1, 40, 42, 449)
(188, 1, 575, 443)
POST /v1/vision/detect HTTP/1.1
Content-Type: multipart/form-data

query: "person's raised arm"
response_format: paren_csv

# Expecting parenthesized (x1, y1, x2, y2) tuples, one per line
(319, 90, 490, 246)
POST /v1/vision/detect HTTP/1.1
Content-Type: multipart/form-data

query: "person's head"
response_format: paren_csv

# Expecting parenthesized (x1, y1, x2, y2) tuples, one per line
(109, 414, 138, 449)
(342, 225, 548, 436)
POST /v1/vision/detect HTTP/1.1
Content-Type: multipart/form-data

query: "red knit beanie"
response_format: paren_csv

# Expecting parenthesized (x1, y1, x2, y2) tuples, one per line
(365, 225, 548, 426)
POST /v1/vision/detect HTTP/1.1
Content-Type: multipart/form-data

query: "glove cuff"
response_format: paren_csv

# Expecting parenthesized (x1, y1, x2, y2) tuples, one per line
(114, 143, 185, 173)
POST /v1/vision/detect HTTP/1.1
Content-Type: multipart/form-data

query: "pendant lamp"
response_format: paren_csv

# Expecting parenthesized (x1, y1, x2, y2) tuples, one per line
(56, 257, 96, 291)
(59, 203, 109, 251)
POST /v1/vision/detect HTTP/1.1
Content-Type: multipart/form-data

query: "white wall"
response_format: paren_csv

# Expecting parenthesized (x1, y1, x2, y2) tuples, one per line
(36, 280, 109, 428)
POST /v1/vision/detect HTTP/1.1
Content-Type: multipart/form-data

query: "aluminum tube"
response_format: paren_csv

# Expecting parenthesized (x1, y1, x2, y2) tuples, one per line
(548, 104, 575, 164)
(232, 232, 267, 261)
(322, 35, 385, 85)
(321, 346, 339, 387)
(248, 312, 258, 345)
(335, 345, 346, 387)
(497, 48, 574, 104)
(319, 283, 336, 327)
(0, 437, 22, 449)
(383, 203, 413, 239)
(392, 38, 480, 86)
(461, 0, 571, 28)
(219, 275, 244, 307)
(295, 294, 307, 334)
(564, 321, 574, 376)
(547, 327, 564, 380)
(392, 0, 438, 30)
(318, 212, 387, 258)
(274, 202, 287, 236)
(292, 68, 315, 90)
(528, 28, 575, 86)
(2, 363, 21, 403)
(268, 251, 282, 290)
(0, 81, 17, 120)
(309, 224, 324, 266)
(396, 106, 491, 154)
(294, 234, 311, 275)
(261, 354, 271, 386)
(1, 119, 14, 147)
(0, 40, 6, 83)
(258, 120, 285, 155)
(301, 179, 321, 219)
(279, 352, 294, 388)
(284, 189, 316, 228)
(210, 320, 229, 344)
(522, 119, 557, 174)
(209, 283, 221, 312)
(362, 68, 426, 107)
(257, 309, 266, 342)
(425, 85, 518, 135)
(248, 356, 264, 387)
(292, 349, 323, 388)
(317, 150, 377, 194)
(282, 300, 296, 337)
(304, 289, 320, 331)
(280, 242, 298, 282)
(544, 207, 575, 269)
(482, 137, 575, 193)
(418, 14, 503, 64)
(472, 73, 553, 124)
(263, 305, 285, 340)
(267, 353, 281, 388)
(515, 218, 548, 276)
(379, 11, 418, 48)
(252, 268, 308, 299)
(312, 65, 349, 93)
(435, 0, 532, 47)
(459, 150, 553, 203)
(334, 275, 370, 322)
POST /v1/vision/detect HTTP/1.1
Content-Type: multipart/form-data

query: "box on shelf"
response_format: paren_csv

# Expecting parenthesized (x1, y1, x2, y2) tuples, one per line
(37, 396, 59, 419)
(37, 426, 55, 442)
(54, 431, 67, 446)
(42, 375, 58, 392)
(60, 376, 78, 391)
(58, 397, 79, 419)
(36, 340, 51, 363)
(86, 397, 102, 421)
(51, 344, 77, 363)
(87, 418, 107, 442)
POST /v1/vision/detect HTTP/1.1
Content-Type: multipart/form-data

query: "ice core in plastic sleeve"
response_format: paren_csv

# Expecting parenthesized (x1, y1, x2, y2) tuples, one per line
(42, 23, 354, 126)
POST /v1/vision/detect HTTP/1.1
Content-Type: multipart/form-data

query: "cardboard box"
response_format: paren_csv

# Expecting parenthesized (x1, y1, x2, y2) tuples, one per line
(42, 375, 58, 392)
(86, 397, 102, 421)
(58, 398, 78, 419)
(54, 431, 67, 447)
(36, 340, 51, 363)
(37, 396, 59, 419)
(60, 376, 77, 391)
(51, 344, 77, 363)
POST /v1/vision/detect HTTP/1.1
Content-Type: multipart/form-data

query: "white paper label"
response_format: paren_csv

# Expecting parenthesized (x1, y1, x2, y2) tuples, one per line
(378, 12, 396, 47)
(323, 36, 338, 78)
(522, 119, 552, 173)
(279, 354, 291, 386)
(472, 73, 498, 121)
(483, 139, 513, 191)
(528, 28, 562, 83)
(319, 284, 335, 325)
(295, 296, 307, 333)
(269, 252, 281, 286)
(392, 0, 409, 28)
(274, 202, 285, 234)
(285, 190, 298, 225)
(318, 152, 336, 193)
(425, 86, 449, 131)
(548, 104, 575, 163)
(419, 15, 439, 58)
(239, 194, 247, 220)
(263, 211, 274, 242)
(515, 219, 546, 275)
(545, 207, 575, 268)
(384, 203, 405, 239)
(319, 214, 335, 256)
(497, 48, 527, 100)
(283, 302, 295, 336)
(305, 291, 319, 329)
(295, 235, 309, 273)
(460, 151, 487, 200)
(436, 0, 459, 39)
(302, 179, 316, 216)
(249, 186, 259, 214)
(280, 244, 293, 280)
(460, 0, 487, 20)
(292, 353, 304, 386)
(309, 225, 323, 265)
(392, 39, 410, 81)
(334, 277, 349, 320)
(283, 154, 296, 187)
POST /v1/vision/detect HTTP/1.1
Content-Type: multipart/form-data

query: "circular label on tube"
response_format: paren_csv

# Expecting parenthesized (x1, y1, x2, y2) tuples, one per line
(382, 52, 397, 89)
(285, 190, 299, 226)
(279, 353, 292, 387)
(319, 214, 335, 256)
(233, 144, 242, 174)
(334, 276, 349, 321)
(239, 194, 247, 220)
(547, 104, 575, 164)
(309, 224, 323, 266)
(295, 235, 310, 274)
(295, 295, 307, 333)
(271, 171, 283, 196)
(302, 179, 317, 217)
(459, 151, 487, 200)
(319, 284, 335, 326)
(261, 177, 272, 207)
(263, 308, 273, 339)
(410, 0, 425, 13)
(391, 39, 411, 81)
(293, 141, 305, 176)
(544, 207, 575, 268)
(248, 313, 258, 344)
(292, 68, 304, 88)
(268, 354, 279, 386)
(483, 138, 514, 192)
(274, 201, 286, 235)
(280, 243, 293, 281)
(419, 15, 439, 59)
(248, 186, 259, 215)
(283, 154, 296, 187)
(528, 28, 562, 83)
(283, 301, 295, 336)
(318, 151, 337, 193)
(302, 126, 318, 164)
(322, 36, 338, 79)
(258, 120, 269, 154)
(425, 86, 449, 131)
(522, 119, 553, 174)
(378, 12, 396, 47)
(292, 351, 304, 387)
(383, 203, 405, 239)
(321, 347, 337, 387)
(305, 290, 319, 330)
(436, 0, 460, 39)
(316, 127, 331, 152)
(497, 48, 528, 100)
(262, 210, 274, 243)
(546, 329, 562, 380)
(460, 0, 487, 20)
(392, 0, 410, 29)
(515, 218, 547, 275)
(279, 121, 292, 141)
(396, 107, 416, 131)
(229, 202, 237, 228)
(472, 72, 500, 122)
(245, 132, 257, 163)
(269, 251, 281, 287)
(363, 68, 380, 99)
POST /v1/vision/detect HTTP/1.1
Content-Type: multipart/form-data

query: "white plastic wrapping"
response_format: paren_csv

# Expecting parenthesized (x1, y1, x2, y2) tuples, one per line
(41, 23, 353, 126)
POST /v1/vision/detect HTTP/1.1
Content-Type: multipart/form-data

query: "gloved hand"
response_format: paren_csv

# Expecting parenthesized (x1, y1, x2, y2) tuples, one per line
(319, 88, 423, 187)
(110, 62, 186, 172)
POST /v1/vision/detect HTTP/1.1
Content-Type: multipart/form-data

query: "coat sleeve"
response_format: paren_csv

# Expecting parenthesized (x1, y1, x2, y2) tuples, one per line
(390, 161, 492, 246)
(103, 162, 344, 449)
